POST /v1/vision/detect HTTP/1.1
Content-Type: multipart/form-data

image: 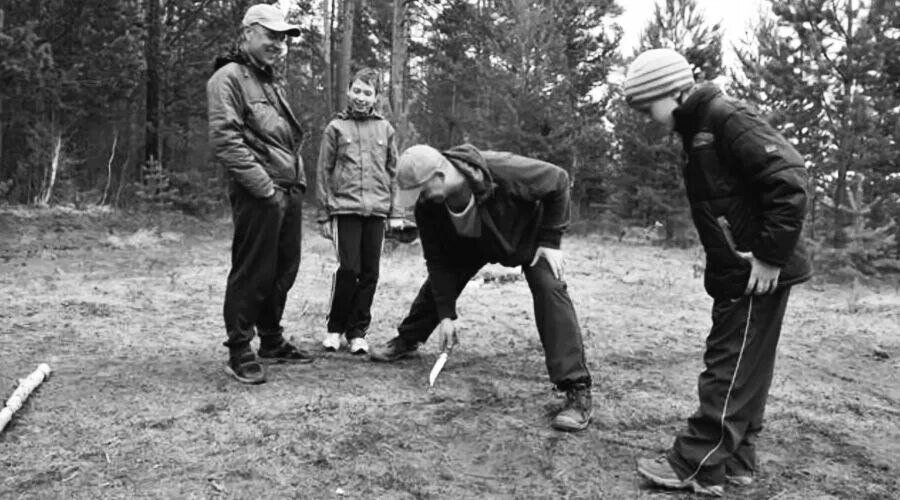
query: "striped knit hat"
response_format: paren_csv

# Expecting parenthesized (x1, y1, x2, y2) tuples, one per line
(623, 48, 695, 109)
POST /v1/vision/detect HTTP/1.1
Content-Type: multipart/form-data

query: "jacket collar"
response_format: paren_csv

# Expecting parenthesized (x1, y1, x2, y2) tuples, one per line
(673, 83, 723, 136)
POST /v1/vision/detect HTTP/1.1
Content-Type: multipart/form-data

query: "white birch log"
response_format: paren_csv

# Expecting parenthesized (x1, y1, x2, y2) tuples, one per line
(0, 363, 52, 432)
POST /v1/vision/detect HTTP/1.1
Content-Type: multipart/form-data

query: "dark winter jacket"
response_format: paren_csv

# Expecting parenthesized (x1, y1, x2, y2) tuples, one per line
(415, 144, 571, 319)
(673, 84, 812, 299)
(315, 108, 399, 222)
(207, 49, 305, 197)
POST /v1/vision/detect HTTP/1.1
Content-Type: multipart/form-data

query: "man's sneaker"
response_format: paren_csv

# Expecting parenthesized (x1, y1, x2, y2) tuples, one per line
(369, 336, 418, 362)
(258, 340, 314, 364)
(551, 384, 593, 431)
(349, 337, 369, 355)
(322, 333, 342, 351)
(637, 457, 724, 497)
(224, 349, 267, 384)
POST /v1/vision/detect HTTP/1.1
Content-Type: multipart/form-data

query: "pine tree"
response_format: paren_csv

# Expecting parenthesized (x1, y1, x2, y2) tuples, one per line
(734, 0, 900, 254)
(610, 0, 723, 243)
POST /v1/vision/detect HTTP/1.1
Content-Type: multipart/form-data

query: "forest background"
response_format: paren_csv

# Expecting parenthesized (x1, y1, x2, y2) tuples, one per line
(1, 0, 899, 275)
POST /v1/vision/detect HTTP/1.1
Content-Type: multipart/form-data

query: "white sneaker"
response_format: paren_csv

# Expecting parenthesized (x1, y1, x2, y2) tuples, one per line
(348, 337, 369, 354)
(322, 333, 342, 351)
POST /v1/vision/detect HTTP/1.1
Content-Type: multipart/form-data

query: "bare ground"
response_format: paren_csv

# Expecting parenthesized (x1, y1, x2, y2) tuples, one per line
(0, 207, 898, 499)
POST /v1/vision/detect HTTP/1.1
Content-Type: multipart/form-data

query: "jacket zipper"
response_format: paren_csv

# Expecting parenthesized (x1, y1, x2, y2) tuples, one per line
(355, 120, 365, 213)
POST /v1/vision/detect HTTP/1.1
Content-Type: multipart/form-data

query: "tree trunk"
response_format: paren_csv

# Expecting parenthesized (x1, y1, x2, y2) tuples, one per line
(144, 0, 161, 169)
(335, 0, 356, 111)
(0, 97, 4, 181)
(390, 0, 410, 150)
(323, 0, 334, 115)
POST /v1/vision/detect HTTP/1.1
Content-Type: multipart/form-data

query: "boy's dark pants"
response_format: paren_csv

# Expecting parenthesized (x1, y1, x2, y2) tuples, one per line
(667, 287, 792, 485)
(327, 215, 385, 339)
(396, 259, 591, 388)
(223, 184, 303, 350)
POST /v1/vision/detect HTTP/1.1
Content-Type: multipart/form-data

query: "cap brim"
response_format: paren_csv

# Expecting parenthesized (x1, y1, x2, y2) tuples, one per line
(394, 186, 424, 211)
(258, 20, 301, 37)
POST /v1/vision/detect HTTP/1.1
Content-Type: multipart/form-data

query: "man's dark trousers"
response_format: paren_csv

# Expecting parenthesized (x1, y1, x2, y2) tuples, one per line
(396, 259, 591, 388)
(223, 183, 303, 350)
(327, 215, 385, 339)
(667, 287, 792, 485)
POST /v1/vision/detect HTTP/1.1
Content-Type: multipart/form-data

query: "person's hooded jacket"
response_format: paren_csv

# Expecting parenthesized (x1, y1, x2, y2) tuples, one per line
(315, 108, 399, 222)
(207, 49, 305, 197)
(415, 144, 571, 319)
(673, 84, 812, 299)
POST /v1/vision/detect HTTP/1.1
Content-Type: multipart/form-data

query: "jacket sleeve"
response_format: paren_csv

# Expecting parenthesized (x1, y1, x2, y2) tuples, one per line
(316, 122, 338, 223)
(386, 124, 402, 218)
(416, 203, 463, 320)
(206, 69, 274, 198)
(718, 105, 808, 267)
(503, 157, 570, 249)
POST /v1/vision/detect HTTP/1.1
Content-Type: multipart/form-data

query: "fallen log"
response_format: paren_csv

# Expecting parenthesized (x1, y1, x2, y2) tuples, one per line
(0, 363, 52, 433)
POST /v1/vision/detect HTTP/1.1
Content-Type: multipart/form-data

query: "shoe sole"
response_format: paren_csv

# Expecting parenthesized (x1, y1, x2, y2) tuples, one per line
(259, 356, 314, 364)
(726, 475, 754, 486)
(637, 466, 723, 497)
(223, 364, 266, 384)
(369, 350, 416, 362)
(551, 416, 591, 432)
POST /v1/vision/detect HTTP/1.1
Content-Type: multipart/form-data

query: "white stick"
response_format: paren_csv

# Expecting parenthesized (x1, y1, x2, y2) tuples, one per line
(0, 363, 52, 432)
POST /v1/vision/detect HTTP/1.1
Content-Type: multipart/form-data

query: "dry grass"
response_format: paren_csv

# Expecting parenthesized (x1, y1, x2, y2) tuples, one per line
(0, 208, 898, 499)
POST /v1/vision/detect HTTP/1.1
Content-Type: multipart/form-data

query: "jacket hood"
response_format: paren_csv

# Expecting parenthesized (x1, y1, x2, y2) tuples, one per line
(212, 46, 274, 79)
(442, 144, 495, 203)
(335, 106, 384, 121)
(673, 83, 723, 136)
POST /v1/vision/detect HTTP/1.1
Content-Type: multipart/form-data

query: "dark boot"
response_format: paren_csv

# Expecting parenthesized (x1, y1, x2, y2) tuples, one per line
(551, 384, 593, 431)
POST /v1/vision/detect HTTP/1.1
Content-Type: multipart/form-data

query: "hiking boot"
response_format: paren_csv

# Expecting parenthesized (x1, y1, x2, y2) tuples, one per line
(369, 336, 418, 362)
(637, 457, 724, 497)
(348, 337, 369, 355)
(258, 339, 314, 364)
(551, 384, 593, 431)
(224, 348, 267, 384)
(322, 333, 342, 352)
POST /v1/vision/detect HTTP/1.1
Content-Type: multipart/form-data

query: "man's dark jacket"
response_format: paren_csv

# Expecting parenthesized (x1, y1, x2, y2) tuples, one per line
(414, 144, 570, 319)
(674, 84, 812, 299)
(207, 49, 305, 197)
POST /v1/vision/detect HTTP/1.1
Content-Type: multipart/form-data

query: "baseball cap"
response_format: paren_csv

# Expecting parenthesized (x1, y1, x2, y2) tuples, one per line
(394, 144, 445, 209)
(243, 4, 301, 37)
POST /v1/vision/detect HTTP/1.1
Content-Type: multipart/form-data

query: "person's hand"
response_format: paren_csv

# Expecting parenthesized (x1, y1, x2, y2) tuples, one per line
(434, 318, 458, 353)
(738, 251, 781, 295)
(318, 221, 332, 240)
(530, 246, 564, 279)
(388, 217, 405, 230)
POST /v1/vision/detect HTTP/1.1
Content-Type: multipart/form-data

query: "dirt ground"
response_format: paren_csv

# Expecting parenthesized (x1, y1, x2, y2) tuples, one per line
(0, 207, 898, 499)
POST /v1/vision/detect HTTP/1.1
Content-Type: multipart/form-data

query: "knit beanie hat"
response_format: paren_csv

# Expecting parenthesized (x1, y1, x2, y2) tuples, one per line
(623, 48, 695, 109)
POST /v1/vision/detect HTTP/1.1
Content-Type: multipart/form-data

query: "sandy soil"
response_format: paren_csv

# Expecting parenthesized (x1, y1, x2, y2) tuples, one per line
(1, 207, 898, 499)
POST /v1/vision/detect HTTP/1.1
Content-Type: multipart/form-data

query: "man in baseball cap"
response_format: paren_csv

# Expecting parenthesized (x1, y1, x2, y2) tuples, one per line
(374, 143, 594, 433)
(207, 2, 312, 385)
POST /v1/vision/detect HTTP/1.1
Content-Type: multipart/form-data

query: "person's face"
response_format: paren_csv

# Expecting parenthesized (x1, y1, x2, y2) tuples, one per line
(244, 24, 287, 67)
(419, 172, 448, 203)
(640, 96, 679, 132)
(347, 79, 377, 112)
